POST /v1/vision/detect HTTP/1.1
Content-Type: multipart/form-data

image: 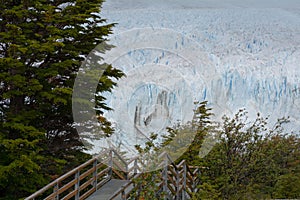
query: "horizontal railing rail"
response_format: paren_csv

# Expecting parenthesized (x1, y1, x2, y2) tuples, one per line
(25, 156, 111, 200)
(26, 149, 200, 200)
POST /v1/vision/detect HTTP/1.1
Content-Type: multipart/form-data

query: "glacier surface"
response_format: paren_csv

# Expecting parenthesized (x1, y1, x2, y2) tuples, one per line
(85, 0, 300, 155)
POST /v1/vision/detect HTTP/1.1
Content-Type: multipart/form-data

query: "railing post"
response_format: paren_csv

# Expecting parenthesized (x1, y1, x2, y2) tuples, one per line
(162, 154, 168, 200)
(196, 168, 201, 193)
(134, 159, 138, 175)
(121, 186, 126, 200)
(75, 169, 80, 200)
(132, 158, 138, 190)
(53, 182, 59, 200)
(108, 149, 113, 179)
(192, 169, 196, 193)
(182, 163, 187, 200)
(125, 159, 128, 180)
(176, 166, 180, 200)
(93, 159, 98, 190)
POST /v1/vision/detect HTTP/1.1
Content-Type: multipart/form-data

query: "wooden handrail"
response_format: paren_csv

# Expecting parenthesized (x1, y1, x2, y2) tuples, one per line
(25, 157, 97, 200)
(25, 150, 115, 200)
(26, 149, 201, 200)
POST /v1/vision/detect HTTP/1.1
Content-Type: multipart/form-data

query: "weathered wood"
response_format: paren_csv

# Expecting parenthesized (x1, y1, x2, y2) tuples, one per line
(168, 175, 176, 186)
(182, 163, 187, 200)
(61, 189, 77, 200)
(96, 178, 110, 189)
(186, 172, 193, 183)
(112, 168, 126, 180)
(79, 177, 94, 191)
(80, 187, 96, 200)
(26, 149, 200, 200)
(168, 167, 177, 178)
(79, 168, 94, 181)
(176, 164, 180, 200)
(97, 167, 109, 178)
(75, 170, 80, 200)
(92, 160, 97, 189)
(58, 179, 78, 195)
(109, 180, 134, 199)
(176, 160, 186, 168)
(87, 179, 131, 200)
(45, 191, 57, 200)
(25, 157, 97, 200)
(167, 183, 176, 195)
(162, 158, 169, 200)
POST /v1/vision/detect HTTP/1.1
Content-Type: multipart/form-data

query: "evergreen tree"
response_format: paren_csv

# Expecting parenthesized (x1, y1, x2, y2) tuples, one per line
(0, 0, 124, 199)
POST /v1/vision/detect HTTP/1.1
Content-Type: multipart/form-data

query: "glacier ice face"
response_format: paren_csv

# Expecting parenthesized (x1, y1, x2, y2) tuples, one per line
(85, 0, 300, 155)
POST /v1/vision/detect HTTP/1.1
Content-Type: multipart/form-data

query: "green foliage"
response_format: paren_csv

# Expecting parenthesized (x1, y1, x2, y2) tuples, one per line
(129, 101, 215, 199)
(130, 102, 300, 199)
(129, 172, 165, 200)
(161, 101, 215, 166)
(131, 134, 166, 200)
(0, 0, 124, 199)
(197, 110, 300, 199)
(191, 182, 221, 200)
(273, 173, 300, 198)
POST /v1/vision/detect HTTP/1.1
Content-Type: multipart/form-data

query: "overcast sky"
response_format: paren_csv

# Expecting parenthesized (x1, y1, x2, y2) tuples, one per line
(102, 0, 300, 10)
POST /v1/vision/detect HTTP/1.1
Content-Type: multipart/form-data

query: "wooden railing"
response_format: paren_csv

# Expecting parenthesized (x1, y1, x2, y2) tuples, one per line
(25, 149, 111, 200)
(25, 149, 200, 200)
(107, 151, 201, 200)
(159, 153, 200, 199)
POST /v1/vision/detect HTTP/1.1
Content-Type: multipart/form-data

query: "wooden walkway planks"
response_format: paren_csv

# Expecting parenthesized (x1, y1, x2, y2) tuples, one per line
(87, 179, 131, 200)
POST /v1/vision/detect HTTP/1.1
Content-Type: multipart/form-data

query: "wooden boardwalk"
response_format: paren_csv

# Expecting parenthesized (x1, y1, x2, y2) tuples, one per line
(87, 179, 131, 200)
(25, 149, 200, 200)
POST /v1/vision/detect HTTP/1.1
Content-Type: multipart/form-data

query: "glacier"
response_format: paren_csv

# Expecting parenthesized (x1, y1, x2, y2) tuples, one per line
(83, 0, 300, 155)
